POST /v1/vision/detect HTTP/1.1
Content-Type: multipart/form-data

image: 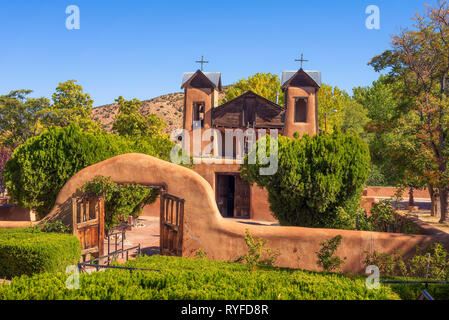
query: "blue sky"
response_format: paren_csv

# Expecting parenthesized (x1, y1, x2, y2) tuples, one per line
(0, 0, 434, 107)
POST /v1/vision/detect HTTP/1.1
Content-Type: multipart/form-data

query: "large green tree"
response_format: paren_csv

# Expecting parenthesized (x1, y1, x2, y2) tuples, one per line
(353, 77, 404, 186)
(222, 73, 284, 105)
(112, 96, 175, 164)
(369, 1, 449, 223)
(0, 90, 49, 148)
(3, 124, 173, 218)
(317, 84, 349, 133)
(240, 132, 370, 229)
(112, 96, 167, 138)
(41, 80, 100, 132)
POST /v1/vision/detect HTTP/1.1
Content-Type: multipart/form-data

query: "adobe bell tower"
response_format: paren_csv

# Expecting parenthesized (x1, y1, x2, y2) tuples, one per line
(281, 69, 321, 138)
(181, 70, 222, 156)
(181, 70, 222, 131)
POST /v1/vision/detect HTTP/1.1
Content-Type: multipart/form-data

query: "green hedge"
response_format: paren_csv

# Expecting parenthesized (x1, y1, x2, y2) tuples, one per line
(240, 131, 370, 229)
(0, 228, 81, 279)
(3, 124, 174, 219)
(0, 255, 400, 300)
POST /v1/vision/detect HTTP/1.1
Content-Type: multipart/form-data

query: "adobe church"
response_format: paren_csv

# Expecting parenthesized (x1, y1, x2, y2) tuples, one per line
(180, 66, 321, 222)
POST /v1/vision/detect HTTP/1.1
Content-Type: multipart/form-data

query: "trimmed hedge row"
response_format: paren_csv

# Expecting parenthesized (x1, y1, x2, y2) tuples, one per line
(0, 255, 400, 300)
(0, 228, 81, 279)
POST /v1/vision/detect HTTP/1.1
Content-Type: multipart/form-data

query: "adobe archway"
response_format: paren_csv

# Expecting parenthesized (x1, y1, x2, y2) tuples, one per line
(45, 153, 441, 273)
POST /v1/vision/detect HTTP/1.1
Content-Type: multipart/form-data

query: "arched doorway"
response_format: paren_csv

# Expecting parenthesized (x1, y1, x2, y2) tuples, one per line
(72, 186, 185, 262)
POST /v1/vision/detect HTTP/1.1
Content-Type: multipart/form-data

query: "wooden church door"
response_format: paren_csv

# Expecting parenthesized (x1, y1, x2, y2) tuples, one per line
(234, 175, 250, 218)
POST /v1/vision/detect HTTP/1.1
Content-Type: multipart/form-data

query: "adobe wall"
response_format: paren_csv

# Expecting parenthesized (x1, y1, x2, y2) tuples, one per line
(46, 154, 447, 274)
(364, 187, 430, 199)
(0, 205, 33, 221)
(141, 197, 160, 217)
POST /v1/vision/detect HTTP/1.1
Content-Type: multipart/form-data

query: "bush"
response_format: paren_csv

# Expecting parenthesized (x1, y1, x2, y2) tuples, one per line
(357, 199, 419, 234)
(364, 243, 449, 279)
(40, 220, 72, 234)
(316, 235, 346, 272)
(240, 131, 370, 228)
(0, 228, 81, 279)
(0, 255, 399, 300)
(235, 229, 280, 268)
(3, 124, 174, 219)
(79, 176, 159, 230)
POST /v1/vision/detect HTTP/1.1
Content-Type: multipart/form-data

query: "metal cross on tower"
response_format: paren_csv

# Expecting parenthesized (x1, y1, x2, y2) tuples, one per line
(295, 53, 309, 69)
(195, 55, 209, 71)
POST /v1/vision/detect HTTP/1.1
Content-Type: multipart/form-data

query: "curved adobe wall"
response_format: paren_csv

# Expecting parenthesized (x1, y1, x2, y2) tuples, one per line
(46, 153, 444, 273)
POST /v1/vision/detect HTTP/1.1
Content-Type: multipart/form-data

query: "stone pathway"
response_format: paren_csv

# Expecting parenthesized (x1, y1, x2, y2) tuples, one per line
(405, 209, 449, 235)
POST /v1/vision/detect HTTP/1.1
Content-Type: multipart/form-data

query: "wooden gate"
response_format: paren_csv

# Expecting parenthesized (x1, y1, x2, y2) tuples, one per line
(160, 191, 184, 256)
(72, 193, 105, 260)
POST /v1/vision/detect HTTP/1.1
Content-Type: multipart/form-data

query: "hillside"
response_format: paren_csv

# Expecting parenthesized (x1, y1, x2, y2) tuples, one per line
(92, 90, 227, 133)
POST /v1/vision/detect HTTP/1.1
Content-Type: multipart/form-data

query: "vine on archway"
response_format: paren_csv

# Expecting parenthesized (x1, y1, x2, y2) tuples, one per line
(79, 175, 159, 230)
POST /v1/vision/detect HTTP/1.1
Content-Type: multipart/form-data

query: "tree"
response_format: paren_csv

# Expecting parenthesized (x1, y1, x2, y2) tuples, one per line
(353, 77, 406, 186)
(112, 96, 167, 138)
(369, 0, 449, 223)
(0, 90, 49, 148)
(222, 73, 284, 105)
(317, 84, 348, 133)
(340, 99, 370, 138)
(240, 131, 370, 229)
(0, 147, 12, 194)
(316, 84, 369, 137)
(3, 124, 174, 218)
(42, 80, 100, 132)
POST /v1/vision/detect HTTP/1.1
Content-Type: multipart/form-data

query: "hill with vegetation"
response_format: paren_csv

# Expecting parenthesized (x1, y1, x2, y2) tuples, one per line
(92, 90, 228, 133)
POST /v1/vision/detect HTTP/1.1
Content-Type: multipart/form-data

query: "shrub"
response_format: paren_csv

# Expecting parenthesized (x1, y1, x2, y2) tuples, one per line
(357, 199, 419, 234)
(370, 200, 397, 232)
(79, 176, 159, 230)
(0, 228, 81, 279)
(3, 124, 174, 219)
(241, 131, 370, 228)
(0, 255, 400, 300)
(364, 243, 449, 279)
(316, 235, 346, 272)
(235, 229, 280, 268)
(40, 220, 72, 234)
(363, 250, 408, 276)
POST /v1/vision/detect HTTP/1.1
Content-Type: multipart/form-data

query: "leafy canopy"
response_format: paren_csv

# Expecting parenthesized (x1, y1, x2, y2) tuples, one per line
(222, 73, 284, 105)
(112, 96, 167, 138)
(0, 90, 49, 148)
(240, 131, 370, 229)
(3, 124, 173, 219)
(367, 1, 449, 223)
(41, 80, 101, 132)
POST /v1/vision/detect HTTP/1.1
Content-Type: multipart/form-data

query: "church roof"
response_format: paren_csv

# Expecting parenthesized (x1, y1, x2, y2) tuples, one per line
(213, 91, 284, 129)
(281, 70, 321, 87)
(181, 70, 222, 89)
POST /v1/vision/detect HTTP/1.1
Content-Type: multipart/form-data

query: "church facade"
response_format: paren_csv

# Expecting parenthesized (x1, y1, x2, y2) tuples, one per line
(180, 68, 321, 221)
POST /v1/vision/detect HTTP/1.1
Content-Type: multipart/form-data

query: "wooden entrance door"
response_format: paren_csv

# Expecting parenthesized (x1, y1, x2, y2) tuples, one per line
(216, 174, 235, 217)
(234, 175, 250, 218)
(160, 191, 184, 256)
(72, 193, 105, 260)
